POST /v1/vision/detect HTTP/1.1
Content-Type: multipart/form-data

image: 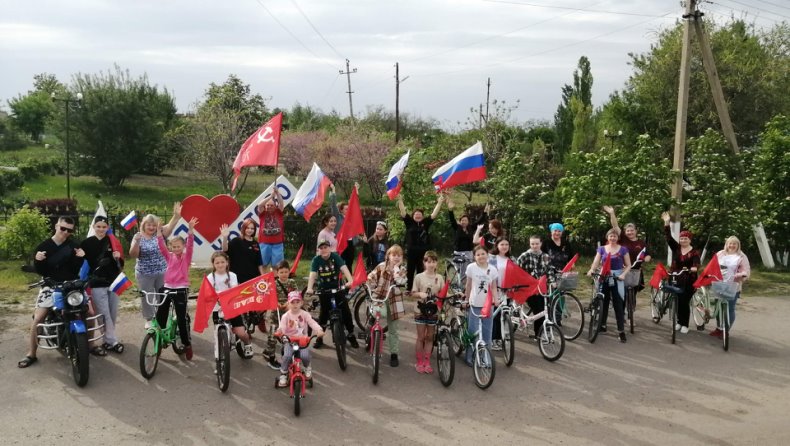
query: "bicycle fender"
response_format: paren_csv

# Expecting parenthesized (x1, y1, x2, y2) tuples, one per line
(69, 320, 87, 334)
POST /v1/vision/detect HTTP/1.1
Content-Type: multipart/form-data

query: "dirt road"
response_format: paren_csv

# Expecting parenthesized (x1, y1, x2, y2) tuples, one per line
(1, 296, 788, 445)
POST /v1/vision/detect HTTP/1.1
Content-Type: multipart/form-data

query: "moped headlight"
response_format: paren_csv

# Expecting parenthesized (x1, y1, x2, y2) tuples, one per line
(66, 291, 84, 306)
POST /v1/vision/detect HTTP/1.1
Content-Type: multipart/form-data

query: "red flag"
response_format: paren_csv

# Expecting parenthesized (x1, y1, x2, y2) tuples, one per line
(108, 233, 124, 260)
(562, 253, 579, 273)
(336, 186, 365, 254)
(231, 112, 283, 191)
(480, 284, 494, 318)
(649, 263, 669, 289)
(537, 275, 548, 294)
(437, 280, 450, 299)
(194, 277, 218, 333)
(600, 253, 612, 277)
(502, 260, 539, 304)
(693, 255, 722, 288)
(350, 251, 367, 288)
(289, 244, 304, 277)
(219, 272, 278, 320)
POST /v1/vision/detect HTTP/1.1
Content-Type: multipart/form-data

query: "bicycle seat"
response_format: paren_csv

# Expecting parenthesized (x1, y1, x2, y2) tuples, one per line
(662, 284, 684, 295)
(452, 254, 468, 263)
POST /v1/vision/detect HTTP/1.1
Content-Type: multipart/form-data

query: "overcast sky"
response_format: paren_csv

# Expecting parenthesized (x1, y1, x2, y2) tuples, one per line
(0, 0, 783, 128)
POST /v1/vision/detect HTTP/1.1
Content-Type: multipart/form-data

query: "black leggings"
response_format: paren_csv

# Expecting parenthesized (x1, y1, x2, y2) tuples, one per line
(406, 248, 427, 291)
(318, 290, 354, 334)
(677, 286, 694, 327)
(601, 281, 625, 332)
(155, 287, 190, 346)
(526, 294, 544, 335)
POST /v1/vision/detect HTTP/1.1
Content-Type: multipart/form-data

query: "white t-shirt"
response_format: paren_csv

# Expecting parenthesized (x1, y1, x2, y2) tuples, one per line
(720, 254, 740, 282)
(465, 262, 498, 307)
(208, 271, 238, 312)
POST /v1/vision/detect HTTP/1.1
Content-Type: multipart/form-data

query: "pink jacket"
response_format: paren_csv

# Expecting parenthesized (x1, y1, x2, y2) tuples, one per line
(158, 233, 194, 289)
(278, 310, 322, 338)
(715, 250, 751, 292)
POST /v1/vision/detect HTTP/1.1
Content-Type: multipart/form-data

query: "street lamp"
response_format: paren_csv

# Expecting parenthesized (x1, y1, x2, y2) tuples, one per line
(603, 129, 623, 149)
(51, 91, 82, 199)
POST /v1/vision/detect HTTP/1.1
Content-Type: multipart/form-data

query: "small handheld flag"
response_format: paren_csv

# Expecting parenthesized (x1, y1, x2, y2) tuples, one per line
(120, 211, 138, 230)
(110, 273, 133, 296)
(385, 150, 410, 200)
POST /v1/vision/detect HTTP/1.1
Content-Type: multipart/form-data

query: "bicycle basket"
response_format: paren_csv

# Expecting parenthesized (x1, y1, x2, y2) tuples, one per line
(558, 272, 578, 291)
(710, 281, 738, 302)
(624, 270, 641, 288)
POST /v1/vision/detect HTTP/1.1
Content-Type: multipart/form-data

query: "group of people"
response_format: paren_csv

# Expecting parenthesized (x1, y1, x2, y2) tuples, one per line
(17, 188, 751, 384)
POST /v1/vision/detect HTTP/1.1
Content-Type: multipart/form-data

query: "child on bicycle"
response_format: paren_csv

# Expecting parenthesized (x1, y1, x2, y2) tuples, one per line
(155, 217, 197, 359)
(411, 251, 443, 373)
(464, 245, 499, 366)
(276, 291, 324, 387)
(207, 252, 254, 360)
(367, 244, 408, 367)
(263, 260, 295, 370)
(516, 235, 551, 335)
(306, 239, 357, 350)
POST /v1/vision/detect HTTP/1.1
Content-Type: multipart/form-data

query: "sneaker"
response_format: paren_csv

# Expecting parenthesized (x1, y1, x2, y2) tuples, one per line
(347, 335, 359, 349)
(680, 326, 689, 334)
(144, 320, 152, 330)
(305, 366, 313, 380)
(243, 343, 254, 358)
(390, 354, 399, 367)
(314, 338, 323, 349)
(599, 325, 608, 333)
(415, 360, 425, 373)
(619, 332, 627, 343)
(185, 345, 193, 360)
(423, 360, 434, 374)
(278, 374, 288, 387)
(710, 328, 723, 339)
(491, 340, 503, 351)
(674, 323, 682, 331)
(267, 356, 281, 370)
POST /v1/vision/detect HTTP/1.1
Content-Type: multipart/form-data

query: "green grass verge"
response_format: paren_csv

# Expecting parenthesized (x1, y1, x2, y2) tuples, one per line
(0, 145, 58, 166)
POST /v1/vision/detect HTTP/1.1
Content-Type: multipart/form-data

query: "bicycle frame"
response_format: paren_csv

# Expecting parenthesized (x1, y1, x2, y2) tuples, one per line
(279, 335, 315, 397)
(141, 291, 180, 352)
(365, 284, 395, 355)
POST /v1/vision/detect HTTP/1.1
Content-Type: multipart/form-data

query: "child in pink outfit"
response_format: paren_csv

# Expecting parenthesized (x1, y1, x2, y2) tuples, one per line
(276, 291, 324, 386)
(154, 217, 197, 359)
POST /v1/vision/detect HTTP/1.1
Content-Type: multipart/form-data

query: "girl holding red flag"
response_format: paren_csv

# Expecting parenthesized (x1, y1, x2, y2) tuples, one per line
(207, 252, 254, 360)
(587, 229, 632, 343)
(464, 245, 499, 366)
(711, 237, 750, 338)
(661, 212, 700, 335)
(411, 251, 443, 373)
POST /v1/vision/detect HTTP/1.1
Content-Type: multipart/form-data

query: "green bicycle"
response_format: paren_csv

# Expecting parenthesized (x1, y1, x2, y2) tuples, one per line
(139, 290, 192, 379)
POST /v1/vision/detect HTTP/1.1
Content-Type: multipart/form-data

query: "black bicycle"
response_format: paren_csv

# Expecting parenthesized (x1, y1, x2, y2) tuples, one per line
(309, 286, 349, 371)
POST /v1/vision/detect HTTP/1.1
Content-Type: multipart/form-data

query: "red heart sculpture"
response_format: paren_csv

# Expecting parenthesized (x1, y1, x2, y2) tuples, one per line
(180, 195, 240, 243)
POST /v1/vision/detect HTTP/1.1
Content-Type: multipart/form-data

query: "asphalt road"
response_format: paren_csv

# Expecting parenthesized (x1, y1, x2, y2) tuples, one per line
(1, 295, 789, 445)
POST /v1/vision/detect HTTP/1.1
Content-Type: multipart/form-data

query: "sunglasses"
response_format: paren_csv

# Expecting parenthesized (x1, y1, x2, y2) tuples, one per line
(59, 226, 75, 233)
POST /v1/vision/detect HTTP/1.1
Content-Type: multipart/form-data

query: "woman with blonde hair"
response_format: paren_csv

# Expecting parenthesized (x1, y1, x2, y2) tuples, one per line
(711, 236, 750, 338)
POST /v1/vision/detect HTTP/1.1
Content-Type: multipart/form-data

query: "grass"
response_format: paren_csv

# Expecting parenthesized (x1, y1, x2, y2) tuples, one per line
(0, 145, 57, 166)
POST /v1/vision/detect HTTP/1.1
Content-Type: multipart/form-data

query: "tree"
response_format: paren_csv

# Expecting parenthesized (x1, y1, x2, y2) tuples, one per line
(6, 73, 64, 142)
(0, 205, 50, 262)
(570, 96, 595, 153)
(753, 115, 790, 257)
(57, 65, 177, 186)
(204, 74, 267, 137)
(554, 56, 593, 159)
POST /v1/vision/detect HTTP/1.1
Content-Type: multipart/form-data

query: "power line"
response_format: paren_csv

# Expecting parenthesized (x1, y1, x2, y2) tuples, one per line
(753, 0, 790, 13)
(289, 0, 345, 60)
(716, 0, 790, 20)
(252, 0, 337, 69)
(707, 0, 784, 24)
(483, 0, 672, 18)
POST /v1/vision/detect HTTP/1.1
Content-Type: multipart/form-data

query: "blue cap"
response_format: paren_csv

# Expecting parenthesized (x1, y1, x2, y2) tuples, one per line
(549, 223, 564, 232)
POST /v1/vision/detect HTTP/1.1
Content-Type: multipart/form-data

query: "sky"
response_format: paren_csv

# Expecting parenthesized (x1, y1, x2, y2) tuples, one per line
(0, 0, 785, 129)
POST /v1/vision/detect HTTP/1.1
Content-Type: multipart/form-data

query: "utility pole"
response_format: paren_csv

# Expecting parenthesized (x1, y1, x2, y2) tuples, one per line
(339, 59, 357, 120)
(671, 0, 696, 207)
(479, 104, 483, 129)
(394, 62, 409, 143)
(485, 77, 491, 123)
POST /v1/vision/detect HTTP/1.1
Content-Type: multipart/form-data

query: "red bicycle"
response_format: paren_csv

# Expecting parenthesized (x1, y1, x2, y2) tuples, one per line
(274, 334, 316, 416)
(361, 284, 402, 385)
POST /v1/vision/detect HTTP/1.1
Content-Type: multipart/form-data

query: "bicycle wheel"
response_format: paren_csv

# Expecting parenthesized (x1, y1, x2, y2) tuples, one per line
(473, 343, 495, 390)
(333, 319, 347, 371)
(650, 289, 662, 323)
(721, 300, 730, 352)
(351, 287, 369, 333)
(216, 326, 231, 392)
(551, 292, 584, 341)
(538, 323, 565, 362)
(502, 313, 515, 367)
(445, 263, 460, 293)
(626, 288, 636, 334)
(371, 329, 381, 385)
(293, 377, 302, 417)
(172, 313, 191, 355)
(139, 331, 160, 379)
(670, 294, 677, 345)
(449, 316, 464, 357)
(436, 331, 455, 387)
(691, 288, 708, 329)
(587, 296, 603, 344)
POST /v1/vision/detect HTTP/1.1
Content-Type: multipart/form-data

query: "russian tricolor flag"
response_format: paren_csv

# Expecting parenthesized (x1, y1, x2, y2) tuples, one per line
(432, 141, 487, 192)
(120, 211, 137, 230)
(110, 272, 133, 296)
(292, 163, 332, 222)
(385, 150, 410, 200)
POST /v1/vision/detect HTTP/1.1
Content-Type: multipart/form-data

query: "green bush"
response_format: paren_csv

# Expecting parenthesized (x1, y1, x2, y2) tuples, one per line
(0, 168, 24, 195)
(0, 205, 50, 261)
(17, 158, 62, 179)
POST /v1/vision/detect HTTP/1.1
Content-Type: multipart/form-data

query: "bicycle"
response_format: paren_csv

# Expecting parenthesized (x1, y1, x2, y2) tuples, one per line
(623, 258, 645, 335)
(547, 271, 585, 341)
(454, 306, 496, 390)
(351, 284, 388, 336)
(211, 309, 253, 392)
(493, 292, 517, 367)
(138, 289, 192, 379)
(360, 283, 401, 384)
(274, 335, 317, 417)
(308, 286, 350, 371)
(444, 252, 470, 295)
(693, 280, 736, 351)
(509, 284, 566, 361)
(649, 269, 690, 345)
(433, 293, 458, 387)
(448, 297, 467, 358)
(586, 272, 606, 344)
